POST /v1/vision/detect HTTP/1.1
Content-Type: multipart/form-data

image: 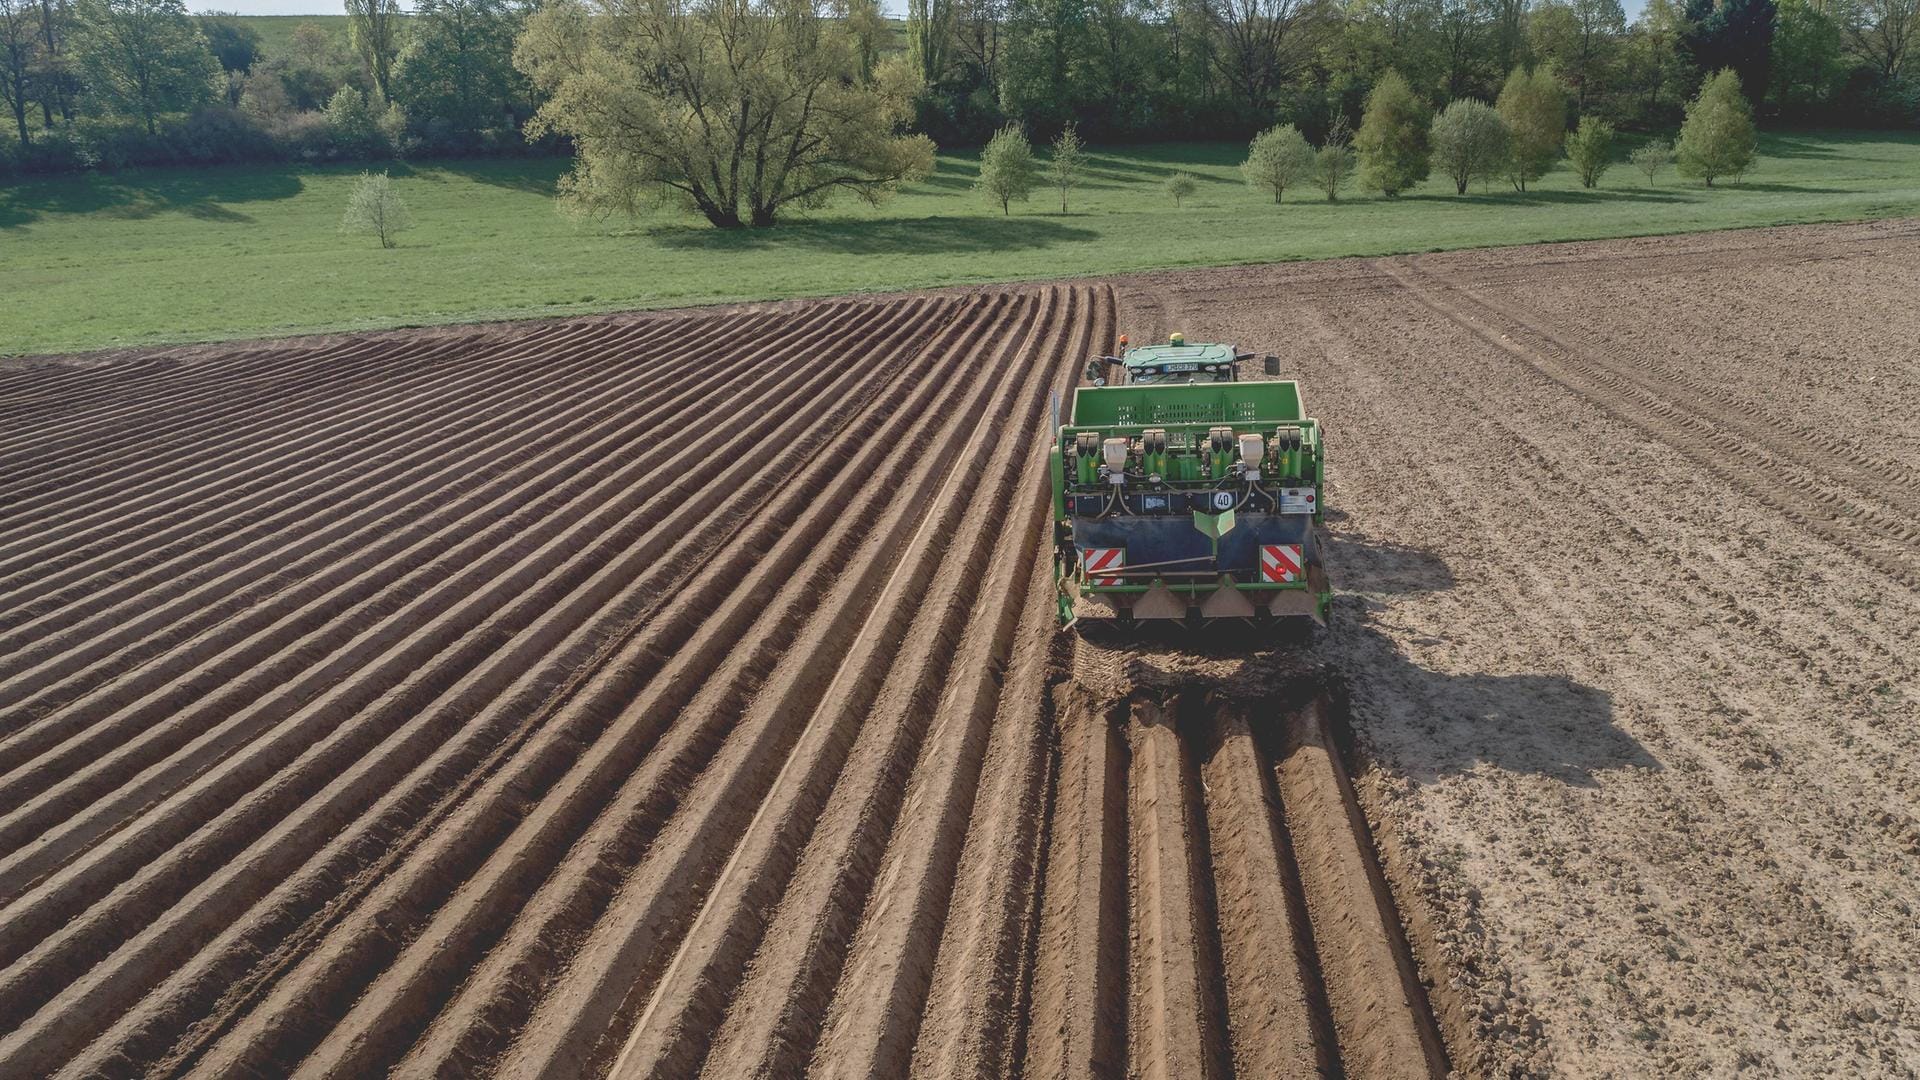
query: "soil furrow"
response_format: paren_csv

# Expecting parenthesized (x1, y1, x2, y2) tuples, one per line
(52, 297, 975, 1080)
(0, 304, 864, 874)
(0, 313, 770, 709)
(134, 296, 980, 1080)
(0, 318, 651, 595)
(665, 287, 1085, 1080)
(0, 295, 929, 1037)
(1267, 695, 1448, 1080)
(349, 296, 1035, 1080)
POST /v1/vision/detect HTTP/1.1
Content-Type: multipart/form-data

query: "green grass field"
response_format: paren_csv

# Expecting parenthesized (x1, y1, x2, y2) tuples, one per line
(4, 130, 1917, 355)
(227, 14, 358, 58)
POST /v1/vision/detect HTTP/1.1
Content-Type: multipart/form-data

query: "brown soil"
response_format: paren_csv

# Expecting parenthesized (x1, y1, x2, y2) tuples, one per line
(1, 219, 1915, 1078)
(1108, 217, 1920, 1077)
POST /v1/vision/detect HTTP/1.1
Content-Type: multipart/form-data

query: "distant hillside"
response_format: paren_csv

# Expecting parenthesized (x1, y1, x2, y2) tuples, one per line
(224, 14, 382, 57)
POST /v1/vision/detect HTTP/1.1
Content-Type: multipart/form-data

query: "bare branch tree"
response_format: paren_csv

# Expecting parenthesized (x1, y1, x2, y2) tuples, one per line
(1202, 0, 1317, 116)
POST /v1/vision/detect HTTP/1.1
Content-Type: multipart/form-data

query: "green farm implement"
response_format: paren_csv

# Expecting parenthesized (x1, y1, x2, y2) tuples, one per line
(1051, 335, 1331, 629)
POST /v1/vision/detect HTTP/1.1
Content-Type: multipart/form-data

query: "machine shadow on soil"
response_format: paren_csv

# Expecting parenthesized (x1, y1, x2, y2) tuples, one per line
(1324, 597, 1664, 788)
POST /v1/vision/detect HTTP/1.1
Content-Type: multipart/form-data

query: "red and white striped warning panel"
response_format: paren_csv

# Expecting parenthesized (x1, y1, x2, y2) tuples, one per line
(1082, 547, 1125, 584)
(1260, 544, 1303, 583)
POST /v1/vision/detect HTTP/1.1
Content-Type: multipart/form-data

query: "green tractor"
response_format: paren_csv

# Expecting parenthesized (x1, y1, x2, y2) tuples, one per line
(1051, 334, 1332, 629)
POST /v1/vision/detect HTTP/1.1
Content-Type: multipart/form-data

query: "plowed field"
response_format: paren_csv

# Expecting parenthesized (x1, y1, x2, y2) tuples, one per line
(3, 219, 1917, 1079)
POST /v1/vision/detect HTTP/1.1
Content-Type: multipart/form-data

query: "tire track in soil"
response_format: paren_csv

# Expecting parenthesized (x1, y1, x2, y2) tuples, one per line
(1398, 254, 1920, 514)
(1379, 259, 1920, 589)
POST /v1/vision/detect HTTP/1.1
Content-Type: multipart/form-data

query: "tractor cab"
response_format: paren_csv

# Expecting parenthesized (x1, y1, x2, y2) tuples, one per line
(1082, 334, 1277, 387)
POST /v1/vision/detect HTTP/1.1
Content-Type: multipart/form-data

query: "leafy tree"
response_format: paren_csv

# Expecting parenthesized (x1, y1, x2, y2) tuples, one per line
(1049, 122, 1083, 211)
(1436, 0, 1495, 102)
(907, 0, 953, 85)
(844, 0, 886, 82)
(1496, 62, 1567, 190)
(29, 0, 78, 128)
(392, 0, 518, 140)
(269, 19, 351, 111)
(1429, 97, 1508, 193)
(1164, 169, 1196, 205)
(1675, 67, 1756, 184)
(1681, 0, 1776, 108)
(1526, 0, 1625, 112)
(195, 11, 255, 73)
(1619, 0, 1692, 123)
(340, 169, 413, 247)
(1241, 122, 1315, 203)
(516, 0, 935, 229)
(1078, 0, 1164, 133)
(1769, 0, 1845, 108)
(71, 0, 219, 134)
(344, 0, 402, 102)
(1354, 67, 1429, 196)
(1563, 114, 1613, 186)
(1490, 0, 1527, 73)
(1629, 136, 1671, 184)
(1339, 0, 1446, 96)
(977, 121, 1037, 213)
(1315, 111, 1355, 200)
(324, 84, 382, 154)
(998, 0, 1089, 132)
(0, 0, 34, 146)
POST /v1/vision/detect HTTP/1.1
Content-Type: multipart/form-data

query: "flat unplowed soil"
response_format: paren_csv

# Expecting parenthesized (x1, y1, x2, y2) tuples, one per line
(1107, 217, 1920, 1077)
(1, 219, 1915, 1078)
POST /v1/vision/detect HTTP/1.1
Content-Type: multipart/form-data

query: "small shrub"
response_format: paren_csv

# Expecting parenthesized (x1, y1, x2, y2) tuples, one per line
(1631, 139, 1673, 186)
(975, 122, 1038, 215)
(1564, 116, 1616, 188)
(1354, 69, 1430, 196)
(1164, 171, 1197, 206)
(325, 88, 386, 159)
(1429, 98, 1509, 194)
(1677, 69, 1757, 186)
(340, 170, 414, 247)
(1241, 124, 1316, 204)
(1316, 113, 1355, 202)
(1050, 123, 1084, 213)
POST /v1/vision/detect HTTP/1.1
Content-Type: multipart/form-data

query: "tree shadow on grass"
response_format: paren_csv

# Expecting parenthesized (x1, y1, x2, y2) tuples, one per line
(1402, 187, 1695, 207)
(0, 165, 306, 228)
(415, 157, 565, 196)
(1716, 181, 1852, 194)
(647, 213, 1100, 254)
(1757, 134, 1845, 159)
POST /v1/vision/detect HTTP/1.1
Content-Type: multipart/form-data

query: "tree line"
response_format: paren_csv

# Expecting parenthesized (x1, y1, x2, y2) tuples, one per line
(0, 0, 1911, 189)
(906, 0, 1917, 144)
(967, 61, 1755, 216)
(0, 0, 540, 171)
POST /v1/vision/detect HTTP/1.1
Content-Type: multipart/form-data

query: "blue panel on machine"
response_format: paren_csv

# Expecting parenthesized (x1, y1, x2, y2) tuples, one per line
(1073, 512, 1314, 573)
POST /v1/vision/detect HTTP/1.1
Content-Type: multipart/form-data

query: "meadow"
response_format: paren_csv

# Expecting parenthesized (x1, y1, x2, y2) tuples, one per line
(4, 130, 1917, 355)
